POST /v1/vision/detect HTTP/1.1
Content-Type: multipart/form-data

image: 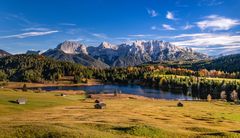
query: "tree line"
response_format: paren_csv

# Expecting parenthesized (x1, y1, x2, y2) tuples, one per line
(0, 55, 239, 101)
(0, 55, 93, 82)
(94, 66, 240, 100)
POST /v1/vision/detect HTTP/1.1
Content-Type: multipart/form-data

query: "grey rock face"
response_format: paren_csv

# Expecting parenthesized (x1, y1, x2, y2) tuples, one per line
(57, 41, 88, 54)
(43, 40, 209, 68)
(88, 40, 208, 67)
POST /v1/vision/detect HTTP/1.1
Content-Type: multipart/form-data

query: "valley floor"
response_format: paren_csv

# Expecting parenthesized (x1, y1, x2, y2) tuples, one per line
(3, 79, 101, 89)
(0, 89, 240, 138)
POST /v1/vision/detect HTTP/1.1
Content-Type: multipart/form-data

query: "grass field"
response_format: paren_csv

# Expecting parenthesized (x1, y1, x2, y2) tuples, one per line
(154, 74, 240, 83)
(3, 79, 101, 89)
(0, 89, 240, 138)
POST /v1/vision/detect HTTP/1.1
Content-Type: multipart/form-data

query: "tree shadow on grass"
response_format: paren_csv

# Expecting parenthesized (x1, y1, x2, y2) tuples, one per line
(8, 100, 18, 104)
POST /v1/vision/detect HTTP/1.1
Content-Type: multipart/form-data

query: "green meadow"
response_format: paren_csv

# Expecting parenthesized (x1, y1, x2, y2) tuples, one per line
(0, 89, 240, 138)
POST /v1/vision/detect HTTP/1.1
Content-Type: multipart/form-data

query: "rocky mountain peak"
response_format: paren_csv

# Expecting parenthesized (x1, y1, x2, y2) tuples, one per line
(98, 42, 118, 50)
(57, 41, 88, 54)
(43, 40, 209, 68)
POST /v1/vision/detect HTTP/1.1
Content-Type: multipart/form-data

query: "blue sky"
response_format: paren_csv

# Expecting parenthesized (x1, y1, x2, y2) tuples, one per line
(0, 0, 239, 55)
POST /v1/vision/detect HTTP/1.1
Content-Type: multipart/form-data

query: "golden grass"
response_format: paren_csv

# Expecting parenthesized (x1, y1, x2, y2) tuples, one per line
(156, 74, 240, 83)
(3, 79, 102, 89)
(0, 89, 240, 137)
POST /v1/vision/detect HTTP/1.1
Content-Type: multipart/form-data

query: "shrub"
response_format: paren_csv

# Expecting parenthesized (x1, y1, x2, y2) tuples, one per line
(22, 84, 27, 92)
(207, 94, 212, 102)
(231, 90, 238, 102)
(0, 70, 7, 81)
(220, 91, 227, 101)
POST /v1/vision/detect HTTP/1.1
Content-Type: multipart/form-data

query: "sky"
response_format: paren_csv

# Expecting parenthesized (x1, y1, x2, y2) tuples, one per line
(0, 0, 239, 55)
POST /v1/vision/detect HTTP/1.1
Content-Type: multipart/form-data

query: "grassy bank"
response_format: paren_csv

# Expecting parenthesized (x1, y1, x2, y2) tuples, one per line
(1, 79, 102, 89)
(154, 74, 240, 83)
(0, 89, 240, 137)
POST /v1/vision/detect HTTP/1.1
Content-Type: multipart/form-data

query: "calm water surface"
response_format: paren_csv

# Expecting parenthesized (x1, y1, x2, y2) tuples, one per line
(37, 84, 193, 100)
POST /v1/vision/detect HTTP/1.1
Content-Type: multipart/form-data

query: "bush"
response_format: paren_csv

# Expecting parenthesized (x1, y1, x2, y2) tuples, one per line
(0, 70, 7, 81)
(207, 94, 212, 102)
(220, 91, 227, 101)
(231, 90, 238, 102)
(22, 84, 27, 92)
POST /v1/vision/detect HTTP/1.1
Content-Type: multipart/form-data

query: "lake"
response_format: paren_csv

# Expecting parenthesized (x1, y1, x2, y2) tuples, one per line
(35, 84, 194, 100)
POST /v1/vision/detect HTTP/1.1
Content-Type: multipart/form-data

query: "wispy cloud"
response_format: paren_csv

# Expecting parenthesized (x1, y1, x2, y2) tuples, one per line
(59, 23, 76, 26)
(182, 23, 194, 30)
(92, 33, 108, 39)
(128, 34, 154, 37)
(147, 9, 158, 17)
(115, 34, 171, 42)
(151, 26, 161, 31)
(162, 24, 176, 30)
(198, 0, 224, 7)
(3, 13, 32, 25)
(196, 15, 240, 31)
(22, 27, 50, 31)
(172, 33, 240, 55)
(0, 30, 59, 39)
(173, 33, 240, 46)
(166, 11, 176, 20)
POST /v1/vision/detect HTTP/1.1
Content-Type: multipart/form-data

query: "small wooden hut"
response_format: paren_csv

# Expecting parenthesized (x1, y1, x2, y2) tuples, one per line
(94, 103, 106, 109)
(16, 98, 27, 105)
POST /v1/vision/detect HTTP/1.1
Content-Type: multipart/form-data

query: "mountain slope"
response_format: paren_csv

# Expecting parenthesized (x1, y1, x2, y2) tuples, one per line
(0, 54, 88, 82)
(43, 40, 209, 68)
(88, 40, 209, 67)
(144, 54, 240, 73)
(0, 49, 11, 57)
(194, 54, 240, 72)
(42, 41, 109, 68)
(87, 42, 119, 65)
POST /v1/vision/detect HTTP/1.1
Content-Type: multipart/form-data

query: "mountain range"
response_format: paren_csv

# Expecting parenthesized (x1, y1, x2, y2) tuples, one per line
(41, 40, 209, 68)
(1, 40, 240, 71)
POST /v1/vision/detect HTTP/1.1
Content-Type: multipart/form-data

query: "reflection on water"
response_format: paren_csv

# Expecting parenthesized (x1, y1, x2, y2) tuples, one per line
(36, 84, 194, 100)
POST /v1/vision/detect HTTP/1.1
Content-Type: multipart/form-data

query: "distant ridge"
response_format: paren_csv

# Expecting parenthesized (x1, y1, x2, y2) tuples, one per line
(0, 49, 11, 58)
(42, 40, 209, 67)
(42, 41, 109, 68)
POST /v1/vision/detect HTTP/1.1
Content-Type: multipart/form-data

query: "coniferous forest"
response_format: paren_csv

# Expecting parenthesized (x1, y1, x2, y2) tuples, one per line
(0, 54, 240, 100)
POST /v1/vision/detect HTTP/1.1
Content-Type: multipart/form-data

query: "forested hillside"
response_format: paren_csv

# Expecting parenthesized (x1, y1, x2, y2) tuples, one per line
(0, 55, 93, 82)
(201, 54, 240, 72)
(143, 54, 240, 73)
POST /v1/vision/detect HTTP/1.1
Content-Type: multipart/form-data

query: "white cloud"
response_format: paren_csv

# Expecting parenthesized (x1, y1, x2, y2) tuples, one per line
(22, 27, 50, 31)
(172, 33, 240, 55)
(196, 15, 240, 31)
(59, 23, 76, 26)
(173, 33, 240, 46)
(0, 31, 59, 39)
(166, 11, 175, 20)
(174, 33, 211, 38)
(128, 34, 154, 37)
(92, 33, 108, 39)
(162, 24, 176, 30)
(182, 23, 194, 30)
(147, 9, 158, 17)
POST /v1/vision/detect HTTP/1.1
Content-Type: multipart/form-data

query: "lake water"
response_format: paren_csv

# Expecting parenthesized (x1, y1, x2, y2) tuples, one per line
(36, 84, 193, 100)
